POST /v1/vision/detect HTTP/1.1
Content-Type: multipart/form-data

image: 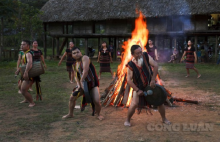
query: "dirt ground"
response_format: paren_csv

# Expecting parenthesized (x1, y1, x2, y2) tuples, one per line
(1, 71, 220, 142)
(46, 75, 220, 142)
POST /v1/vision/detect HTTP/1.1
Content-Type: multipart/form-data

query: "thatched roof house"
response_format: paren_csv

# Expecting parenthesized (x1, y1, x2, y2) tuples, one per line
(41, 0, 220, 22)
(40, 0, 220, 60)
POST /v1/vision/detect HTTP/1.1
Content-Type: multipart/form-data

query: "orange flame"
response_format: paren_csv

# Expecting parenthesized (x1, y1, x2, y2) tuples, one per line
(117, 11, 149, 76)
(126, 88, 133, 107)
(113, 11, 149, 105)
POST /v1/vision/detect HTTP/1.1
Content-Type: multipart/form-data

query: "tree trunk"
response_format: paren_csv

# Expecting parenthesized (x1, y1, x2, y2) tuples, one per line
(0, 17, 4, 59)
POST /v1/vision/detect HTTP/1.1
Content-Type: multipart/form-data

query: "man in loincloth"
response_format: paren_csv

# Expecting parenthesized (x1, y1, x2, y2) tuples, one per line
(15, 40, 35, 107)
(62, 47, 104, 120)
(124, 45, 170, 127)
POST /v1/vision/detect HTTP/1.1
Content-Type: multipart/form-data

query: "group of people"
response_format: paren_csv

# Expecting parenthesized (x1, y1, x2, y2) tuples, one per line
(16, 38, 202, 126)
(58, 41, 114, 83)
(16, 39, 172, 126)
(16, 40, 46, 107)
(147, 39, 201, 78)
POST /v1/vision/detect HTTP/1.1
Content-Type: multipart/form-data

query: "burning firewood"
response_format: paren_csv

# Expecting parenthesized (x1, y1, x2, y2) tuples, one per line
(173, 97, 199, 104)
(100, 11, 198, 109)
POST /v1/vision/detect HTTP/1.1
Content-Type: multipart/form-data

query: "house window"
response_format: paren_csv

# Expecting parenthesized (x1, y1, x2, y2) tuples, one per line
(95, 23, 106, 34)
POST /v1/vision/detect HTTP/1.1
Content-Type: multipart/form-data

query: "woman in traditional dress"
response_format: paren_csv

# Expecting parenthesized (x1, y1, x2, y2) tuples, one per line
(97, 41, 113, 79)
(181, 40, 201, 78)
(31, 41, 47, 100)
(146, 39, 159, 61)
(58, 42, 76, 83)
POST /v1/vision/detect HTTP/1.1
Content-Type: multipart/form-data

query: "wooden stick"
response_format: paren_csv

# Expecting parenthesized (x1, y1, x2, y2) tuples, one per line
(101, 77, 117, 98)
(113, 74, 127, 106)
(104, 74, 125, 107)
(173, 97, 198, 104)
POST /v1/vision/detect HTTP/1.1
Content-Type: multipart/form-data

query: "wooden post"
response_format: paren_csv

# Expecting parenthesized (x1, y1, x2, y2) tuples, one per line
(85, 38, 88, 55)
(9, 50, 11, 59)
(52, 37, 55, 58)
(215, 35, 218, 61)
(115, 37, 118, 60)
(43, 23, 47, 59)
(56, 37, 60, 58)
(195, 35, 198, 51)
(98, 37, 100, 51)
(66, 38, 69, 49)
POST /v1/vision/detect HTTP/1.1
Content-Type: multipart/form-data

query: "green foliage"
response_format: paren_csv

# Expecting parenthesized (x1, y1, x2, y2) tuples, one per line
(0, 0, 44, 47)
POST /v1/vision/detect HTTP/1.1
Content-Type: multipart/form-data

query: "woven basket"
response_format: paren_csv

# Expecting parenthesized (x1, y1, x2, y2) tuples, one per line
(20, 61, 45, 78)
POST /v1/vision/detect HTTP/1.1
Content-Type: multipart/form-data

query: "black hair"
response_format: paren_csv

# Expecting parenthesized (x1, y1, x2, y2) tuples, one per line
(22, 40, 31, 46)
(131, 45, 141, 55)
(101, 41, 108, 48)
(148, 39, 153, 42)
(32, 40, 37, 44)
(71, 47, 80, 52)
(187, 40, 194, 48)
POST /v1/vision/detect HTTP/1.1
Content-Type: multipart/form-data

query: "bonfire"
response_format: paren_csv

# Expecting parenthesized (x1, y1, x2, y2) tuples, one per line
(101, 11, 198, 108)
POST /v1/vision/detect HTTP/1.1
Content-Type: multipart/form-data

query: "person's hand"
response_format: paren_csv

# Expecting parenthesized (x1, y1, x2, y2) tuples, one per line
(97, 60, 99, 63)
(23, 72, 29, 81)
(111, 60, 113, 63)
(156, 57, 159, 61)
(181, 58, 184, 62)
(15, 69, 20, 75)
(58, 61, 61, 66)
(44, 64, 47, 69)
(150, 80, 156, 88)
(76, 85, 81, 91)
(195, 59, 197, 63)
(137, 90, 144, 96)
(80, 81, 84, 91)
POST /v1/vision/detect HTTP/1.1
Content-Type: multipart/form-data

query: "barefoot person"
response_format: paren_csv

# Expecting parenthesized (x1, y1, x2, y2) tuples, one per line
(181, 40, 201, 78)
(16, 47, 33, 93)
(124, 45, 170, 127)
(58, 42, 76, 83)
(97, 41, 113, 79)
(15, 40, 35, 107)
(31, 41, 46, 100)
(62, 47, 104, 120)
(16, 47, 24, 94)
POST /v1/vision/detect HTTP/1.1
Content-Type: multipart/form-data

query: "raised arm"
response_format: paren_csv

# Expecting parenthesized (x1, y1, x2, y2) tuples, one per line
(58, 52, 67, 66)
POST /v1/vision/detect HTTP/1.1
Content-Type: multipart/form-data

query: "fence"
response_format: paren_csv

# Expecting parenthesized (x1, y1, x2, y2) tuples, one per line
(1, 49, 19, 61)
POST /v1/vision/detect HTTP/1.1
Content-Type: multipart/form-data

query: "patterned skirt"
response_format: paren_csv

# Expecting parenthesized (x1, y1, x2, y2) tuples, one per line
(99, 56, 111, 72)
(66, 61, 75, 71)
(185, 63, 194, 69)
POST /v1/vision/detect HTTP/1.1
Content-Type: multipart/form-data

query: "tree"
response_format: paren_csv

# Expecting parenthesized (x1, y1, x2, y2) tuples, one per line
(0, 0, 16, 59)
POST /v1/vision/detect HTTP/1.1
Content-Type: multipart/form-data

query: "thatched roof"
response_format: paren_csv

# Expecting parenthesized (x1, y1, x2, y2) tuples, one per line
(40, 0, 220, 22)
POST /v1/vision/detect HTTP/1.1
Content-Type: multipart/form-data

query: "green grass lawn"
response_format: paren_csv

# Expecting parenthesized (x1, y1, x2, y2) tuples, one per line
(0, 61, 219, 141)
